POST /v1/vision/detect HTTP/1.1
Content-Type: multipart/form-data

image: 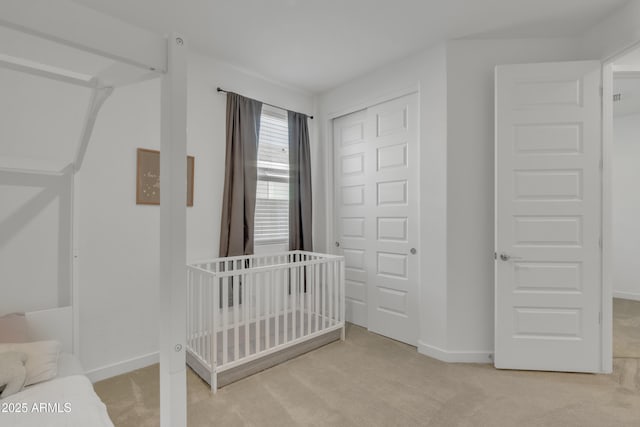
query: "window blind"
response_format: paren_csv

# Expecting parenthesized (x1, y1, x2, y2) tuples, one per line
(255, 106, 289, 245)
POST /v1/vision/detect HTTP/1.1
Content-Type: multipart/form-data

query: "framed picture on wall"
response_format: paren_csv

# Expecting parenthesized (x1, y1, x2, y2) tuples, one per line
(136, 148, 194, 206)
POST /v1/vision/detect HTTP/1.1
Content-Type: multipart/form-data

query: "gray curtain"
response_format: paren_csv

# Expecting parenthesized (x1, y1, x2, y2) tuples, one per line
(288, 111, 313, 251)
(219, 93, 263, 257)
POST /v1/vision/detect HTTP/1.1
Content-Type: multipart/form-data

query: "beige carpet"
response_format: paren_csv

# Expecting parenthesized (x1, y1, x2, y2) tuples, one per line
(614, 298, 640, 358)
(95, 322, 640, 427)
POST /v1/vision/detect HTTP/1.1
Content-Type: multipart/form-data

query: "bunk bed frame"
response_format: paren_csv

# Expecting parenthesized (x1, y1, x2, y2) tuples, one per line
(0, 1, 188, 425)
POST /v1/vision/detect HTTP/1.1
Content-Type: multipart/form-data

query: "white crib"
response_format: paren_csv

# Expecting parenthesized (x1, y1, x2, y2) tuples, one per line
(186, 251, 345, 392)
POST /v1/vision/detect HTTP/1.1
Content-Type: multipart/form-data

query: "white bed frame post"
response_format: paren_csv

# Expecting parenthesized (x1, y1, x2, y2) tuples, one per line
(159, 32, 188, 427)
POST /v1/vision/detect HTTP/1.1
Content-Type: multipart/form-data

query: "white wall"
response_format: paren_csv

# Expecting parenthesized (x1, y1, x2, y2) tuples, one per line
(0, 49, 314, 380)
(186, 53, 314, 263)
(0, 170, 72, 313)
(318, 44, 450, 354)
(319, 37, 589, 362)
(581, 0, 640, 60)
(613, 113, 640, 301)
(0, 69, 88, 315)
(75, 77, 161, 379)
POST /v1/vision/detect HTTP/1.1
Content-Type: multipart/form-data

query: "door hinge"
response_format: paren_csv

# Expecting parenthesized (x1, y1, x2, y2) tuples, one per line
(599, 236, 603, 249)
(599, 311, 602, 325)
(599, 158, 604, 171)
(494, 252, 497, 260)
(599, 86, 603, 98)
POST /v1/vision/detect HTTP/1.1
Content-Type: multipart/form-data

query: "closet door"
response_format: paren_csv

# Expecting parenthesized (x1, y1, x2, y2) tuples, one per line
(334, 109, 369, 327)
(334, 93, 419, 345)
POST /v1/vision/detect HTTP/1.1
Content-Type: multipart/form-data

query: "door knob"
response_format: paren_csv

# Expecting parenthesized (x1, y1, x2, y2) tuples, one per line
(499, 253, 522, 261)
(335, 241, 340, 247)
(410, 248, 417, 255)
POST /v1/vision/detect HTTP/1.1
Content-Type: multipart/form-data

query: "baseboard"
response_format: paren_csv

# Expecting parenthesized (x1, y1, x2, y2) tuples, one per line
(418, 341, 493, 364)
(613, 291, 640, 301)
(86, 352, 159, 383)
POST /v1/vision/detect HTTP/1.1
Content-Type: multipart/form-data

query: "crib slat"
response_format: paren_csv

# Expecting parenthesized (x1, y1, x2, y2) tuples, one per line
(340, 259, 345, 324)
(187, 270, 192, 353)
(245, 271, 251, 358)
(298, 255, 303, 338)
(336, 259, 340, 324)
(189, 271, 193, 351)
(233, 273, 240, 362)
(256, 271, 261, 354)
(299, 261, 303, 338)
(275, 268, 280, 346)
(196, 270, 200, 363)
(195, 271, 199, 355)
(299, 258, 304, 339)
(187, 271, 191, 350)
(307, 264, 312, 336)
(284, 265, 289, 344)
(328, 260, 333, 325)
(198, 272, 202, 366)
(208, 271, 212, 364)
(265, 267, 271, 350)
(195, 271, 198, 354)
(199, 272, 204, 363)
(328, 260, 331, 328)
(315, 262, 320, 333)
(292, 258, 297, 340)
(194, 271, 199, 360)
(329, 260, 334, 325)
(222, 275, 229, 365)
(212, 272, 218, 370)
(322, 261, 327, 330)
(200, 272, 204, 365)
(330, 259, 333, 325)
(333, 262, 340, 325)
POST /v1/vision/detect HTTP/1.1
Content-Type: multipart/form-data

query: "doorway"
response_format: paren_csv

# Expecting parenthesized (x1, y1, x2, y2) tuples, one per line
(332, 92, 420, 346)
(606, 48, 640, 361)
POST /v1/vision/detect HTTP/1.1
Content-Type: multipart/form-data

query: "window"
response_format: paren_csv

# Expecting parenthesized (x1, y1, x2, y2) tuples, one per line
(255, 106, 289, 246)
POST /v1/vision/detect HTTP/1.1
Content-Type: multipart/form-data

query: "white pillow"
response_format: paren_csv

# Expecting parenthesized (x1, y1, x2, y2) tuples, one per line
(0, 341, 60, 386)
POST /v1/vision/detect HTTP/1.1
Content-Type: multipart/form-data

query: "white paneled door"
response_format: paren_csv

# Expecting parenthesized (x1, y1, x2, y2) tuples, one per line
(495, 61, 602, 372)
(334, 93, 419, 345)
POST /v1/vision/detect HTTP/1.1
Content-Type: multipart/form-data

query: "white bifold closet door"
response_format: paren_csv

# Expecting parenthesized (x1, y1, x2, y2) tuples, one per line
(333, 93, 419, 346)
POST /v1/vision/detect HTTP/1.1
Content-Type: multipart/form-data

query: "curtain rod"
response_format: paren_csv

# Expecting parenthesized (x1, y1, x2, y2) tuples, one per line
(216, 87, 313, 119)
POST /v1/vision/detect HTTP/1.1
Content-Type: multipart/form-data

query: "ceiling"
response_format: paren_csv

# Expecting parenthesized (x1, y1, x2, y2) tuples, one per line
(73, 0, 628, 93)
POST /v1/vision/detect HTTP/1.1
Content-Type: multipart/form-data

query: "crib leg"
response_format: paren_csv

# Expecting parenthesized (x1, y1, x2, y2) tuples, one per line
(211, 369, 217, 394)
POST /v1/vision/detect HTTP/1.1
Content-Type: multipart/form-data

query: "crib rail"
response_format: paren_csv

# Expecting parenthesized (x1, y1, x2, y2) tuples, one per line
(186, 251, 345, 389)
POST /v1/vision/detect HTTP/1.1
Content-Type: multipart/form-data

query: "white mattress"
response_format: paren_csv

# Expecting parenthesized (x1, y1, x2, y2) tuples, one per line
(0, 375, 114, 427)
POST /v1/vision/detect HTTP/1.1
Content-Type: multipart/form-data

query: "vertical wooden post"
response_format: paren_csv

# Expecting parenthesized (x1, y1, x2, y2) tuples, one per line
(160, 32, 187, 427)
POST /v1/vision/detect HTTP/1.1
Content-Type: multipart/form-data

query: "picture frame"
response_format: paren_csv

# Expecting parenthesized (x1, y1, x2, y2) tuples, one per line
(136, 148, 194, 206)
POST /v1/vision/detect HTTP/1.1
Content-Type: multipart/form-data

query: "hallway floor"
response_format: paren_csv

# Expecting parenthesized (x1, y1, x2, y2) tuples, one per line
(614, 298, 640, 358)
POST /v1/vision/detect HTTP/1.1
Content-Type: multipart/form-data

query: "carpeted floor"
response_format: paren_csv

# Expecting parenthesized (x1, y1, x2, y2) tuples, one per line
(95, 305, 640, 427)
